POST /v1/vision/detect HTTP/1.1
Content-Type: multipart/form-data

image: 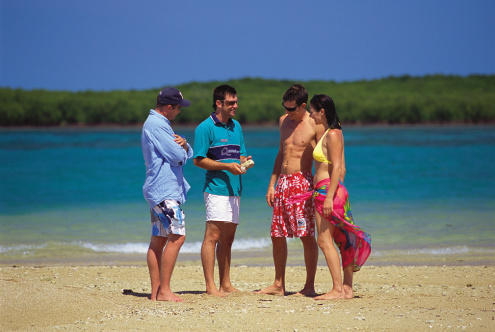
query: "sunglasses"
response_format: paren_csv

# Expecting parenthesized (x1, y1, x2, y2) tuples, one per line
(282, 102, 298, 112)
(221, 100, 238, 107)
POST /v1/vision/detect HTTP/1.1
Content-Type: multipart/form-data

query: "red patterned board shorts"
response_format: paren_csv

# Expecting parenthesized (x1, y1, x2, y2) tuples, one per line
(270, 171, 315, 238)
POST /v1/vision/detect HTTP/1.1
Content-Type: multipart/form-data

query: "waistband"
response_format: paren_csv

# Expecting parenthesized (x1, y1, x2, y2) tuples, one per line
(279, 171, 313, 181)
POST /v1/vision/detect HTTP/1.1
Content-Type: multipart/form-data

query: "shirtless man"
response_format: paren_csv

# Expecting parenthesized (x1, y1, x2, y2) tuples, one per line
(255, 84, 321, 296)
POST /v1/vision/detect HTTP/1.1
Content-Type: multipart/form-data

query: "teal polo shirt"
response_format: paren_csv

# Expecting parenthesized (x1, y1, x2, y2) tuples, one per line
(193, 113, 247, 196)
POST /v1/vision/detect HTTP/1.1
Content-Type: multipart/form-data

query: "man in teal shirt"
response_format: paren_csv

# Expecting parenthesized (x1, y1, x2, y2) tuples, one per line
(193, 85, 251, 297)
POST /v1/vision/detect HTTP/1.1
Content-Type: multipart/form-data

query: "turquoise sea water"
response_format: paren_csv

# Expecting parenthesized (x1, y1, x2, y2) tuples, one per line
(1, 125, 494, 265)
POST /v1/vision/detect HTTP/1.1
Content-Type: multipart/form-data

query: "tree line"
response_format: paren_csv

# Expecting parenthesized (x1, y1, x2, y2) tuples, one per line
(1, 75, 493, 126)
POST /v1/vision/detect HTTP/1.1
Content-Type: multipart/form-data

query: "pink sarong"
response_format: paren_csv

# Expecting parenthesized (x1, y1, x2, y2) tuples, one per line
(288, 178, 371, 271)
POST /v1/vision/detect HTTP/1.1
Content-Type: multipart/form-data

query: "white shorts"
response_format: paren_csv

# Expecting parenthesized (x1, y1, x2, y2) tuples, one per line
(204, 193, 240, 224)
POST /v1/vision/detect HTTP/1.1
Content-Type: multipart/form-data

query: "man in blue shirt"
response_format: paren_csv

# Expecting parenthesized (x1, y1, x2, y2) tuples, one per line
(193, 85, 251, 297)
(141, 87, 193, 302)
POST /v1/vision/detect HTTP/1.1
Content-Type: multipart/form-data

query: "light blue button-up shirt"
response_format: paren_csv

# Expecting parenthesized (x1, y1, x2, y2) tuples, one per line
(141, 109, 193, 209)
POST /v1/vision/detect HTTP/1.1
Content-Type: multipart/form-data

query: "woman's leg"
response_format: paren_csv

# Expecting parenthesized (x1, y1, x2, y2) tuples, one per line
(343, 263, 354, 299)
(314, 211, 345, 300)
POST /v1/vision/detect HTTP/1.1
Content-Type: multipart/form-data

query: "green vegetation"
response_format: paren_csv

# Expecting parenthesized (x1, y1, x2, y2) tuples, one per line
(1, 75, 494, 126)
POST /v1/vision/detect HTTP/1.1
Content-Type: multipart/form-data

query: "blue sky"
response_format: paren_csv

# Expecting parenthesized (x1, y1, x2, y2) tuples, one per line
(1, 0, 493, 91)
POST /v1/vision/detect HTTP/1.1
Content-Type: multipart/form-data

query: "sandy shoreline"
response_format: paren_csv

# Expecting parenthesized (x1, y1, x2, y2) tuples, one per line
(3, 243, 494, 267)
(1, 259, 493, 331)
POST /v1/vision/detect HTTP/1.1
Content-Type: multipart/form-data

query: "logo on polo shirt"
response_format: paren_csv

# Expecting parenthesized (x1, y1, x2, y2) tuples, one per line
(207, 144, 241, 161)
(221, 147, 239, 156)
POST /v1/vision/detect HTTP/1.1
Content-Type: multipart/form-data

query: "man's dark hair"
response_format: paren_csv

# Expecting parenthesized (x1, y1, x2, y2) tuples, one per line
(213, 85, 237, 110)
(282, 83, 308, 106)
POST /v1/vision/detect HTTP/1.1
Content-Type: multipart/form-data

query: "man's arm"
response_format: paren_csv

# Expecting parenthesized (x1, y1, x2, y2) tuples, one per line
(173, 134, 190, 154)
(266, 147, 283, 208)
(193, 157, 243, 175)
(148, 127, 189, 167)
(266, 117, 285, 207)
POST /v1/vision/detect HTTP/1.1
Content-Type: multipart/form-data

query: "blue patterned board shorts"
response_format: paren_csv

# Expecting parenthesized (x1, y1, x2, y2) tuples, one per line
(150, 200, 185, 237)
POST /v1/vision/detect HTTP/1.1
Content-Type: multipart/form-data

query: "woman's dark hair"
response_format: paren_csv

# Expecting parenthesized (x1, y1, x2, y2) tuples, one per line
(213, 85, 237, 110)
(310, 94, 342, 129)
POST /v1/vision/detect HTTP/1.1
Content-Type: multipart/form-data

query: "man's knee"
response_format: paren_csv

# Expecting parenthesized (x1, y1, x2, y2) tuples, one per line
(204, 221, 222, 241)
(301, 235, 317, 247)
(271, 236, 287, 247)
(149, 235, 167, 249)
(204, 234, 220, 245)
(169, 234, 185, 246)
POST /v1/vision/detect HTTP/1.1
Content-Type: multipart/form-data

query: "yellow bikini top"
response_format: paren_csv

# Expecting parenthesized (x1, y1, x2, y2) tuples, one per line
(313, 129, 332, 164)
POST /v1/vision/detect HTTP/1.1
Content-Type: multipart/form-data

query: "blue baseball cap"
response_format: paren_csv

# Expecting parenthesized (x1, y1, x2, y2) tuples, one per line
(157, 87, 191, 107)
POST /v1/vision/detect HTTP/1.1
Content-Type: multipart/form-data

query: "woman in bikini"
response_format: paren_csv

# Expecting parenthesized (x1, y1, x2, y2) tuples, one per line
(289, 94, 371, 300)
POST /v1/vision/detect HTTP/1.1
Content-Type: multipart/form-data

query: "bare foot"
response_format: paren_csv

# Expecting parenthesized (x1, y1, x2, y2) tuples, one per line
(314, 289, 345, 300)
(294, 287, 317, 297)
(220, 286, 241, 294)
(206, 289, 229, 297)
(156, 291, 184, 302)
(343, 285, 353, 299)
(149, 289, 158, 301)
(253, 285, 285, 296)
